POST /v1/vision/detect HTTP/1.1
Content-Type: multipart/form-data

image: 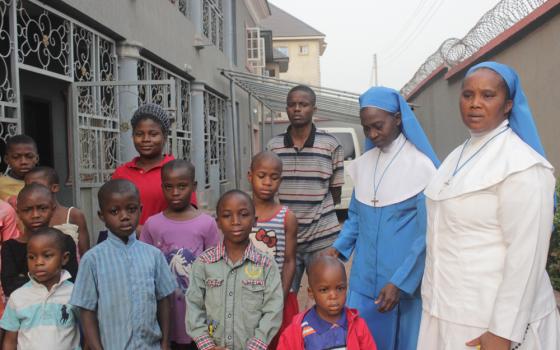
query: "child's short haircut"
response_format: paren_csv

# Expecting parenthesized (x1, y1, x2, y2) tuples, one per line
(97, 179, 139, 210)
(29, 227, 67, 252)
(26, 166, 60, 186)
(216, 189, 255, 215)
(17, 183, 54, 203)
(161, 159, 195, 181)
(6, 134, 38, 153)
(287, 85, 317, 106)
(306, 254, 346, 287)
(250, 151, 283, 172)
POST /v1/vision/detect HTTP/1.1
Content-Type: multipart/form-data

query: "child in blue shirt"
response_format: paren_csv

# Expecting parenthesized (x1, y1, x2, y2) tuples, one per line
(0, 227, 80, 349)
(70, 179, 177, 349)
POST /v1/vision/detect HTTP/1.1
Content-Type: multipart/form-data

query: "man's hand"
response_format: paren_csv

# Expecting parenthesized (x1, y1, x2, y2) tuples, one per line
(375, 283, 400, 313)
(466, 331, 511, 350)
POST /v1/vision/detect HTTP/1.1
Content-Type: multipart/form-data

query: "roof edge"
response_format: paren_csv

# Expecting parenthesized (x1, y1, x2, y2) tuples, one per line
(244, 0, 272, 23)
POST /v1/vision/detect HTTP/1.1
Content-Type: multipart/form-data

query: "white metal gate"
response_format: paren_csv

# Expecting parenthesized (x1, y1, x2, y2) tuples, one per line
(71, 79, 181, 237)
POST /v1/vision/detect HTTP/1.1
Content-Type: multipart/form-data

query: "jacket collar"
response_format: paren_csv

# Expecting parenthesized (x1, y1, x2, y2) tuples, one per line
(206, 240, 269, 266)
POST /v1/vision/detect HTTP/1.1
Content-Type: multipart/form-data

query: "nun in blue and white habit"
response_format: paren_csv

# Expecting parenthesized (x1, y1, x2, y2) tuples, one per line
(329, 86, 439, 350)
(418, 62, 560, 349)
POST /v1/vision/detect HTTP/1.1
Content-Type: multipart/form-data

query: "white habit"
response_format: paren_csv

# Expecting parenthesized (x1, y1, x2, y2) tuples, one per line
(418, 120, 560, 349)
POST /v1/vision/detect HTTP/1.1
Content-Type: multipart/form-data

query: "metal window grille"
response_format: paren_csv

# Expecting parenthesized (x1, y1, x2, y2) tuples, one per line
(0, 0, 119, 175)
(136, 58, 192, 161)
(169, 0, 191, 18)
(203, 90, 226, 187)
(202, 0, 223, 51)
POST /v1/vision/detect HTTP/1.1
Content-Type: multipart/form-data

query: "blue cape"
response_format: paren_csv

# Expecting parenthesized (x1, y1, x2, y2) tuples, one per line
(466, 61, 546, 158)
(359, 86, 440, 167)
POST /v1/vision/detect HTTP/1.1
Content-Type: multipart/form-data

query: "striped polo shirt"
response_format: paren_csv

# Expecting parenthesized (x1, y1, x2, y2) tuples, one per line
(0, 270, 80, 350)
(267, 125, 344, 252)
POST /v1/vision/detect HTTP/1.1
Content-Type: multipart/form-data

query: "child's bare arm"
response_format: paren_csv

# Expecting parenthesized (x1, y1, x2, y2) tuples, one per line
(157, 294, 172, 350)
(79, 308, 103, 350)
(70, 208, 90, 255)
(282, 210, 298, 297)
(2, 330, 17, 350)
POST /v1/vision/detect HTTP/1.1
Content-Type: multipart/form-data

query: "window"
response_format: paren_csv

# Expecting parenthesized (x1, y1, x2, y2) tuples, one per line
(246, 27, 265, 74)
(203, 91, 227, 186)
(202, 0, 224, 51)
(277, 46, 289, 56)
(299, 45, 309, 55)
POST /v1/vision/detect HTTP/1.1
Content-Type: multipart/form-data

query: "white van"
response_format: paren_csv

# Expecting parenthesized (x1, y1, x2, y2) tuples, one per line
(319, 127, 361, 212)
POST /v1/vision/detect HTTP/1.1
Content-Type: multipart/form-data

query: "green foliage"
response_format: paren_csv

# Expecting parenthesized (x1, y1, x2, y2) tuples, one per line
(547, 181, 560, 291)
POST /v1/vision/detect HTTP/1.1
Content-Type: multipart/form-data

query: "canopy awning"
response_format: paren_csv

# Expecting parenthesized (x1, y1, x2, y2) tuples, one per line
(220, 69, 360, 123)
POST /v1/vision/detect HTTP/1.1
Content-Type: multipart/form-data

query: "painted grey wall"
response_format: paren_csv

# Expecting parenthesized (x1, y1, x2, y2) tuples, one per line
(408, 10, 560, 170)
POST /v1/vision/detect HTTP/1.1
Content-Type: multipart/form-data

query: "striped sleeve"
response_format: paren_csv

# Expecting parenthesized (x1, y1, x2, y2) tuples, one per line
(330, 143, 345, 187)
(154, 250, 178, 300)
(0, 299, 20, 331)
(69, 253, 98, 311)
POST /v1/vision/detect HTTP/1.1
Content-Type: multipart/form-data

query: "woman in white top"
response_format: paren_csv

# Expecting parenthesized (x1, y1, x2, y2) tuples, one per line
(418, 61, 559, 350)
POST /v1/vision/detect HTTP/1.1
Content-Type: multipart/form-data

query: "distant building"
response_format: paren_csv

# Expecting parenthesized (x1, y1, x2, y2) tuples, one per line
(261, 3, 326, 85)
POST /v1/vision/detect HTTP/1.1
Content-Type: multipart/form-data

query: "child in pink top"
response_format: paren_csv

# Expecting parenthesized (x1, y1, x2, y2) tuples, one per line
(0, 200, 20, 315)
(141, 160, 220, 350)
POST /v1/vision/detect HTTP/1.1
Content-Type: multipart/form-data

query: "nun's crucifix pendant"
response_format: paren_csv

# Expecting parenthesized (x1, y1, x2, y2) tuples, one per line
(371, 197, 379, 206)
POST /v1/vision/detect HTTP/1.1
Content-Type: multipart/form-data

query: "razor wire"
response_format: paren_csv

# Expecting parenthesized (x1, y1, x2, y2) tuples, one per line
(401, 0, 547, 96)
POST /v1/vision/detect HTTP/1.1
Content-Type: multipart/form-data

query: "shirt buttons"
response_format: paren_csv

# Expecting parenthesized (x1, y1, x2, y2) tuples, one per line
(228, 291, 233, 296)
(228, 335, 232, 340)
(227, 313, 231, 318)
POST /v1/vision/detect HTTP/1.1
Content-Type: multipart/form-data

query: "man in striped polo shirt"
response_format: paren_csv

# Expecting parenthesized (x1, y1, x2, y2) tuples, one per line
(267, 85, 344, 293)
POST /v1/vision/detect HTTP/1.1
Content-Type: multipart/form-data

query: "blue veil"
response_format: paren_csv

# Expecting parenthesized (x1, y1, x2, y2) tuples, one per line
(466, 61, 555, 210)
(359, 86, 440, 167)
(466, 61, 547, 158)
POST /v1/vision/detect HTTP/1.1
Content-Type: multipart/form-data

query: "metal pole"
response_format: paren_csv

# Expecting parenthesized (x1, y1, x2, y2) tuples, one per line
(230, 79, 239, 188)
(260, 97, 265, 150)
(374, 53, 378, 86)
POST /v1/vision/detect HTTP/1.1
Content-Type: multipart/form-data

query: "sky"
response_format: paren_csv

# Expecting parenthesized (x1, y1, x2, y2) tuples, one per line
(269, 0, 503, 94)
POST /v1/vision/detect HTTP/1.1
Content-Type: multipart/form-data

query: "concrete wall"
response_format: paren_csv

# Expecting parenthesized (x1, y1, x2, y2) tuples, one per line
(408, 9, 560, 171)
(274, 39, 322, 86)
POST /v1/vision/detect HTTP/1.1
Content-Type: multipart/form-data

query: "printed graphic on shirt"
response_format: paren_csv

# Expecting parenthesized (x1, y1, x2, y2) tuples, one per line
(254, 228, 277, 250)
(244, 264, 263, 279)
(60, 305, 70, 324)
(166, 248, 197, 292)
(206, 319, 219, 337)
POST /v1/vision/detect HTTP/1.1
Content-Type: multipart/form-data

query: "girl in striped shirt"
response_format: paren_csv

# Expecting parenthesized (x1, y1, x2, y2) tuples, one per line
(248, 151, 298, 348)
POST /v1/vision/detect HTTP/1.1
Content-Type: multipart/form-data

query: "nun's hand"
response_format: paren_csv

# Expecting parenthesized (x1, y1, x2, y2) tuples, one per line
(466, 331, 511, 350)
(323, 247, 341, 259)
(375, 283, 400, 313)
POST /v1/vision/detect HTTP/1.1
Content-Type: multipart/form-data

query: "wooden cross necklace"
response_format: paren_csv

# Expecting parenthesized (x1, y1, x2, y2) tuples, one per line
(444, 126, 509, 186)
(372, 137, 407, 206)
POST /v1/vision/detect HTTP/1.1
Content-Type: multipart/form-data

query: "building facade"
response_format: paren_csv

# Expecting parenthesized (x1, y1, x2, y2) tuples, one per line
(0, 0, 271, 241)
(261, 3, 326, 85)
